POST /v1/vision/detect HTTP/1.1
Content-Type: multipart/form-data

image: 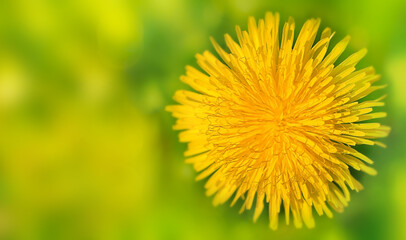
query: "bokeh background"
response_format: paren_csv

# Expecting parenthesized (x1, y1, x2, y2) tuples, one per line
(0, 0, 405, 239)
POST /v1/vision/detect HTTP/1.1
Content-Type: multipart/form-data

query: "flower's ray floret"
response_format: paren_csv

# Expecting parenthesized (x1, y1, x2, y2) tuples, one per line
(166, 12, 389, 229)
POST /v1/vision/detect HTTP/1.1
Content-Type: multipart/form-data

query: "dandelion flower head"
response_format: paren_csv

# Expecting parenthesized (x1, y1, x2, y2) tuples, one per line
(166, 12, 390, 229)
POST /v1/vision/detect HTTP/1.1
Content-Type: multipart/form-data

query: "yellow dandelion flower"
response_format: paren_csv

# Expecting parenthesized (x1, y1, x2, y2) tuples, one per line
(166, 12, 390, 229)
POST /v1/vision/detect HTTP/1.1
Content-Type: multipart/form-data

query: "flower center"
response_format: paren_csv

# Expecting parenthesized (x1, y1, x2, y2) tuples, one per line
(263, 99, 295, 134)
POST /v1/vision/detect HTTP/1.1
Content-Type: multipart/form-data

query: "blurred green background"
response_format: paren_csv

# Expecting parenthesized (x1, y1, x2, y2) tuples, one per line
(0, 0, 405, 239)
